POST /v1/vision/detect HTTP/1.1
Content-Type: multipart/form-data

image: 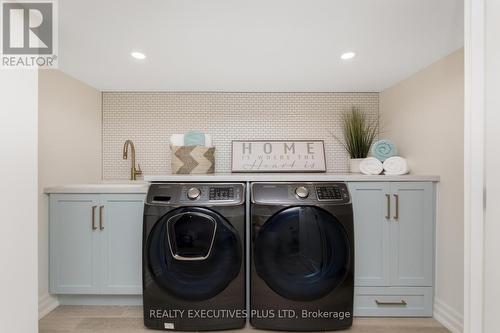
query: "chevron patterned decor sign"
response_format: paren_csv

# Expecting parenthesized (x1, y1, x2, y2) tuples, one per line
(170, 145, 215, 174)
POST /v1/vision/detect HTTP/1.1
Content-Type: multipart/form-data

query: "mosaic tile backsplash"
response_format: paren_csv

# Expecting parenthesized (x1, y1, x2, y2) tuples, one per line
(102, 92, 379, 179)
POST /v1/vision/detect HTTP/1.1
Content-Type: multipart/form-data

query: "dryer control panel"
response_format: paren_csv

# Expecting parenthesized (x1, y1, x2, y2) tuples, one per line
(147, 183, 244, 206)
(252, 182, 350, 205)
(316, 185, 347, 201)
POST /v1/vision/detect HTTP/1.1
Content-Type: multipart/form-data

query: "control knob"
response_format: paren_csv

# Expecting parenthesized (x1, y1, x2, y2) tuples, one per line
(295, 186, 309, 199)
(187, 187, 201, 200)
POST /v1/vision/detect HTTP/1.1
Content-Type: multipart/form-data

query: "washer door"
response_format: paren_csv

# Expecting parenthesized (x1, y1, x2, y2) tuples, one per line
(147, 207, 242, 301)
(254, 206, 350, 301)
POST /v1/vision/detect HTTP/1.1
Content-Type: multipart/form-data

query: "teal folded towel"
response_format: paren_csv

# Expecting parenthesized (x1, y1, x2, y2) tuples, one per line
(371, 139, 397, 161)
(184, 130, 205, 146)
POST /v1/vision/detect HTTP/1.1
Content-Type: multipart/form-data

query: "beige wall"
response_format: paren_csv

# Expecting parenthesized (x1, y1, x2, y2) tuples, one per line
(38, 70, 102, 316)
(380, 49, 464, 331)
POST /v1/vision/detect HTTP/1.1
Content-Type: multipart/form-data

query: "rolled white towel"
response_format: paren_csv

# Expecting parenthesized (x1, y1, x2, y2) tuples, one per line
(170, 134, 184, 146)
(383, 156, 409, 175)
(359, 157, 384, 175)
(205, 134, 213, 147)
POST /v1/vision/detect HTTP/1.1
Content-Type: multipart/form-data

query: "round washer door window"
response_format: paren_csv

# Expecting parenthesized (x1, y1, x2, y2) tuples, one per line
(147, 207, 242, 301)
(254, 206, 350, 301)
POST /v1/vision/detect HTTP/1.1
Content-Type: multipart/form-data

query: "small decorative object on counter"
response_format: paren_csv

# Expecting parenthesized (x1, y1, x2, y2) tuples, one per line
(332, 107, 378, 173)
(371, 139, 397, 161)
(169, 132, 215, 174)
(359, 157, 383, 175)
(184, 130, 206, 146)
(169, 134, 185, 146)
(349, 158, 364, 174)
(383, 156, 409, 175)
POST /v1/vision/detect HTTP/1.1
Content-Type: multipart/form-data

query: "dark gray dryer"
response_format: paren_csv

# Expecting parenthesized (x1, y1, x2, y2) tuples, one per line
(250, 182, 354, 331)
(143, 183, 246, 331)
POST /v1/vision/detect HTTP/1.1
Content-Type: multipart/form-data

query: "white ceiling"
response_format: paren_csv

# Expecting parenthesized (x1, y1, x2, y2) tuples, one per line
(58, 0, 463, 92)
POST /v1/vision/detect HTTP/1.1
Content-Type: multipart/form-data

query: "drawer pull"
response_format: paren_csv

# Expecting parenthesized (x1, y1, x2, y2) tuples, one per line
(91, 206, 97, 230)
(375, 299, 407, 306)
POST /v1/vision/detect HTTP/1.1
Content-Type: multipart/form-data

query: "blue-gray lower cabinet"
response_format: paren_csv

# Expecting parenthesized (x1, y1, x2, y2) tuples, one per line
(348, 182, 435, 317)
(353, 286, 433, 317)
(348, 182, 392, 287)
(49, 193, 145, 295)
(390, 182, 434, 287)
(49, 194, 101, 294)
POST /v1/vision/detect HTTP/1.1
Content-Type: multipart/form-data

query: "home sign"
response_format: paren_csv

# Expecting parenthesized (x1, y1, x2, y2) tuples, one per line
(231, 140, 326, 173)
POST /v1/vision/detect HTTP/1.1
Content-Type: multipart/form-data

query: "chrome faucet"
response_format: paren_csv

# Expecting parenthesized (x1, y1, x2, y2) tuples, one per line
(122, 140, 142, 180)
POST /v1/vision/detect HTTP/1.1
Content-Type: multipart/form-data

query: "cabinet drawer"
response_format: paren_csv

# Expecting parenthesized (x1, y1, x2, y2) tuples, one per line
(354, 287, 433, 317)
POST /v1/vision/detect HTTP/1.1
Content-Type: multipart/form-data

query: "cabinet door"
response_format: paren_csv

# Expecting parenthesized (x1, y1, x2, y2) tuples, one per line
(99, 194, 145, 294)
(390, 182, 434, 286)
(348, 182, 391, 286)
(49, 194, 100, 293)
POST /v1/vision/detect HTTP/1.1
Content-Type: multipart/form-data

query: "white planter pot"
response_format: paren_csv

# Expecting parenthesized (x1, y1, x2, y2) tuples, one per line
(349, 158, 364, 173)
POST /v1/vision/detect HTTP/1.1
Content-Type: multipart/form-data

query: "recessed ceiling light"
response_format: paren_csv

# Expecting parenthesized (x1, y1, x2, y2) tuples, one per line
(340, 52, 356, 60)
(131, 51, 146, 60)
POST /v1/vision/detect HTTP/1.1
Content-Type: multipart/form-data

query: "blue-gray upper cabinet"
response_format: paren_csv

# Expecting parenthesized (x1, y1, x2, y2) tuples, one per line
(348, 182, 434, 287)
(49, 193, 145, 294)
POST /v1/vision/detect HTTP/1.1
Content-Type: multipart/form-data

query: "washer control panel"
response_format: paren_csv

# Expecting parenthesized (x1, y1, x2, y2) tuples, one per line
(147, 183, 244, 205)
(209, 186, 235, 201)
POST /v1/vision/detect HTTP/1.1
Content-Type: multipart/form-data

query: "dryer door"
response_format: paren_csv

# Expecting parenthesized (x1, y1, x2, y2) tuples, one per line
(147, 207, 242, 301)
(254, 206, 350, 301)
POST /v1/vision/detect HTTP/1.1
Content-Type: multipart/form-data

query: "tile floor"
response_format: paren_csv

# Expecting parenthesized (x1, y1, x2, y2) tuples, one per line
(39, 306, 450, 333)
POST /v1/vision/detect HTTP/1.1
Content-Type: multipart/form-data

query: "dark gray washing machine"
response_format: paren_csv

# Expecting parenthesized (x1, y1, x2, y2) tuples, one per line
(250, 182, 354, 331)
(143, 183, 246, 331)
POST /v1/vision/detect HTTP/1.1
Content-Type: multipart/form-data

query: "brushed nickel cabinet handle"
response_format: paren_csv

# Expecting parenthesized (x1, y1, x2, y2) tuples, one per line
(393, 194, 399, 220)
(375, 299, 407, 306)
(99, 205, 104, 230)
(385, 194, 391, 219)
(91, 205, 97, 230)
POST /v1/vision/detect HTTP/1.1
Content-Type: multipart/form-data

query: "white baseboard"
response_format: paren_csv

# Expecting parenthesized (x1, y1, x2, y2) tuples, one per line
(434, 298, 463, 333)
(38, 293, 59, 319)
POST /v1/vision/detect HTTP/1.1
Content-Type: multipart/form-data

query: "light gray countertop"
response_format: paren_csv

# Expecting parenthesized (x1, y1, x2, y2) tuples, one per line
(145, 172, 440, 182)
(44, 182, 149, 194)
(44, 173, 439, 194)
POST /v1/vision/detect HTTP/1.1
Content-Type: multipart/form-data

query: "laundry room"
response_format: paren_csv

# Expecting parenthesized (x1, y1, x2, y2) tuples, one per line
(38, 1, 462, 332)
(7, 0, 500, 333)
